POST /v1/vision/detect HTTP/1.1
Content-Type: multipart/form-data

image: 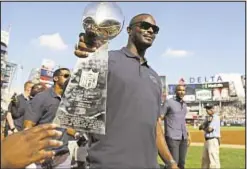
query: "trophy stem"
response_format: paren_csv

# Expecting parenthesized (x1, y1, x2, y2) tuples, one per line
(54, 42, 109, 135)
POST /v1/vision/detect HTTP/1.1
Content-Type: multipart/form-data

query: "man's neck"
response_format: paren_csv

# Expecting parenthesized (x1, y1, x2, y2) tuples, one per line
(23, 92, 29, 99)
(175, 96, 183, 102)
(54, 84, 63, 97)
(126, 41, 146, 58)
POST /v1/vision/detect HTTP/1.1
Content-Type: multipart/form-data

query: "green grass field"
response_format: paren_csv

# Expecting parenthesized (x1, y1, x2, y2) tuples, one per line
(158, 146, 245, 168)
(188, 126, 245, 132)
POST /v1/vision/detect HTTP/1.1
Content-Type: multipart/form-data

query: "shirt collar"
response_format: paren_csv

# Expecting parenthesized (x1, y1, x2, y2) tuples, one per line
(49, 87, 61, 100)
(120, 47, 149, 68)
(21, 93, 30, 101)
(212, 113, 218, 116)
(173, 95, 185, 103)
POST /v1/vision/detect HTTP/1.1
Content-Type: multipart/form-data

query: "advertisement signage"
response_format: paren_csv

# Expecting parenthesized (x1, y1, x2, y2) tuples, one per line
(168, 85, 176, 95)
(40, 68, 54, 85)
(188, 105, 200, 111)
(212, 87, 229, 101)
(195, 89, 212, 101)
(168, 82, 229, 95)
(40, 69, 53, 78)
(40, 76, 53, 83)
(228, 81, 237, 97)
(201, 82, 229, 89)
(41, 59, 56, 71)
(168, 82, 232, 102)
(185, 84, 197, 95)
(189, 75, 223, 84)
(183, 95, 196, 102)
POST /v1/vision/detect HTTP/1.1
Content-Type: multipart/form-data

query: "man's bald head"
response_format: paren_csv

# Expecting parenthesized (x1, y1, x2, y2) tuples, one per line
(127, 13, 158, 50)
(129, 13, 155, 26)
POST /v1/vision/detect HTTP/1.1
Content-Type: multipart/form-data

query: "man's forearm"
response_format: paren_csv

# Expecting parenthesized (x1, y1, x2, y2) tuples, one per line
(156, 120, 175, 164)
(6, 113, 15, 129)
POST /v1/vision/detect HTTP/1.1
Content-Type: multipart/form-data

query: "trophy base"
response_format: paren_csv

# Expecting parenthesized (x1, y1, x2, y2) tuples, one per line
(53, 44, 108, 135)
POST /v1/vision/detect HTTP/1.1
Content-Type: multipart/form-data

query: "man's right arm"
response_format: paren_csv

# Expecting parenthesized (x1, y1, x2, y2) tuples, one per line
(6, 102, 18, 133)
(205, 116, 217, 133)
(23, 95, 44, 129)
(199, 117, 209, 130)
(7, 101, 19, 120)
(74, 33, 106, 58)
(6, 112, 17, 133)
(156, 120, 178, 169)
(160, 101, 169, 121)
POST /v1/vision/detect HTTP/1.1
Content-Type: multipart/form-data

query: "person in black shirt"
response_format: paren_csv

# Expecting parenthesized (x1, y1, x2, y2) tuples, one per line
(5, 81, 33, 135)
(30, 83, 47, 99)
(24, 68, 79, 169)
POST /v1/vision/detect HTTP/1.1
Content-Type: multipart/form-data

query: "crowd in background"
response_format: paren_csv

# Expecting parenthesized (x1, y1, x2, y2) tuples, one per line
(1, 68, 89, 169)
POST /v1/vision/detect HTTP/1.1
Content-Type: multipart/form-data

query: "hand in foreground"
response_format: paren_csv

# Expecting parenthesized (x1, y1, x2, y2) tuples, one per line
(74, 33, 107, 58)
(8, 128, 18, 135)
(1, 123, 63, 169)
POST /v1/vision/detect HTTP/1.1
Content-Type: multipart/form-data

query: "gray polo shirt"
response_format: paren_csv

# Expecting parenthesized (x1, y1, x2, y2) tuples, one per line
(88, 47, 162, 168)
(162, 97, 188, 140)
(24, 88, 70, 155)
(8, 94, 29, 131)
(24, 88, 61, 125)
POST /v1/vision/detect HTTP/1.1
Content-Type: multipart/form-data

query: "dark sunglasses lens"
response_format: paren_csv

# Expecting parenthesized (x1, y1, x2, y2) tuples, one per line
(64, 74, 70, 78)
(141, 22, 159, 34)
(140, 22, 151, 30)
(153, 26, 159, 34)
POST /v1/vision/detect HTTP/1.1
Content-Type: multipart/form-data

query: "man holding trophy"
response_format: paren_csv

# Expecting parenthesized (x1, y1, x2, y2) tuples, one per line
(55, 2, 178, 169)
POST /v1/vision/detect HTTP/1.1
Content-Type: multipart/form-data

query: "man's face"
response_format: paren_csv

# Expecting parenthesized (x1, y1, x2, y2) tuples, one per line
(176, 85, 186, 100)
(30, 84, 46, 97)
(161, 92, 166, 103)
(25, 83, 34, 96)
(55, 70, 71, 89)
(128, 15, 159, 48)
(206, 108, 214, 115)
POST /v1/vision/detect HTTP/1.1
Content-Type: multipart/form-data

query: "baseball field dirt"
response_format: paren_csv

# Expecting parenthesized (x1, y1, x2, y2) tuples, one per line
(190, 129, 245, 145)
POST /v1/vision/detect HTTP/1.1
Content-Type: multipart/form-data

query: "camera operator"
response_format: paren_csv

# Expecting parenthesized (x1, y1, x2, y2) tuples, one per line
(199, 103, 221, 169)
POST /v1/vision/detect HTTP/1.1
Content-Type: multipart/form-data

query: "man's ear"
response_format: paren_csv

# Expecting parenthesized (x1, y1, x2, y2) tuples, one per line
(127, 27, 131, 35)
(53, 76, 58, 82)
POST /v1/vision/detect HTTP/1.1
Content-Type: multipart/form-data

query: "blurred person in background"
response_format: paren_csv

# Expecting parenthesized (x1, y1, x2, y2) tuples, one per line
(24, 82, 48, 169)
(23, 68, 80, 169)
(199, 103, 221, 169)
(30, 83, 47, 99)
(160, 84, 191, 169)
(5, 81, 33, 136)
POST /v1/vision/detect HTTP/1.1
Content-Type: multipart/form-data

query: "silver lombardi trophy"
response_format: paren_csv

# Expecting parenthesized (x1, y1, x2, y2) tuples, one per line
(53, 2, 124, 135)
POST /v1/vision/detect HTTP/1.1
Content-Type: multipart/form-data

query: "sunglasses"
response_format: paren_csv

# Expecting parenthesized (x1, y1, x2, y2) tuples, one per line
(129, 21, 159, 34)
(59, 74, 71, 78)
